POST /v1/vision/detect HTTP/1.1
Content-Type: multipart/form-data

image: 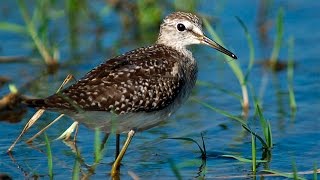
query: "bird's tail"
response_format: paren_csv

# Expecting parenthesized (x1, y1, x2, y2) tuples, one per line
(23, 98, 47, 108)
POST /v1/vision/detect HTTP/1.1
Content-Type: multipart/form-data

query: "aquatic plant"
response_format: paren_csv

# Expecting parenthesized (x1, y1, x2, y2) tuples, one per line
(203, 18, 249, 112)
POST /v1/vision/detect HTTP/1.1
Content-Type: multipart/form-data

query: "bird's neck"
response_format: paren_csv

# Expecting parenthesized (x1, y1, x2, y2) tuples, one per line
(156, 41, 193, 61)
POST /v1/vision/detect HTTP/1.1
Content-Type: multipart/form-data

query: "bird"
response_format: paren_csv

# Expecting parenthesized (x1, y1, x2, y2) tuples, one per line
(25, 11, 237, 176)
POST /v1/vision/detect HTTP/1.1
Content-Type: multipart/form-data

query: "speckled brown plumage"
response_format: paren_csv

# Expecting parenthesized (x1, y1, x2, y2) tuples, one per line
(27, 44, 197, 115)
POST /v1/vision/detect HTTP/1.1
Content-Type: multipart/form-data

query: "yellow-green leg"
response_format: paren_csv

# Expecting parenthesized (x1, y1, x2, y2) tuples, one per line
(111, 130, 135, 177)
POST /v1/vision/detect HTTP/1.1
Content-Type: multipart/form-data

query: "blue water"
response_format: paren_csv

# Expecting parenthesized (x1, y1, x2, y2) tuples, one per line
(0, 0, 319, 179)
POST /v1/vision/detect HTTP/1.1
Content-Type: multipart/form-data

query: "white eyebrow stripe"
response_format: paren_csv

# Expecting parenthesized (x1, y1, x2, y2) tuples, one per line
(180, 20, 193, 30)
(191, 27, 203, 36)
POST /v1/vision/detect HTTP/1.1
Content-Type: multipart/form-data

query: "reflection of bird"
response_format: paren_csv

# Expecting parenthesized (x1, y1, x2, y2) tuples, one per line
(25, 11, 237, 176)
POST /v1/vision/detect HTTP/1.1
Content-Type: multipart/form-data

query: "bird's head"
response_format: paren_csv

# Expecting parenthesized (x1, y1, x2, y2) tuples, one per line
(157, 12, 237, 59)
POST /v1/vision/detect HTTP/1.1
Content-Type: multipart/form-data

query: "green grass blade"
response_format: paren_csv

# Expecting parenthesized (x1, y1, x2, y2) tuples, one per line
(314, 163, 318, 180)
(241, 125, 268, 148)
(257, 107, 266, 131)
(192, 98, 247, 125)
(292, 160, 298, 180)
(251, 134, 256, 173)
(287, 36, 297, 110)
(235, 17, 255, 83)
(169, 159, 182, 180)
(196, 80, 242, 100)
(203, 18, 244, 82)
(17, 0, 55, 65)
(72, 157, 80, 180)
(44, 134, 53, 179)
(270, 8, 284, 63)
(262, 170, 306, 180)
(167, 137, 205, 157)
(222, 155, 267, 163)
(249, 83, 263, 115)
(193, 98, 268, 147)
(203, 18, 249, 108)
(0, 22, 26, 34)
(267, 121, 273, 148)
(175, 159, 205, 169)
(256, 104, 273, 148)
(201, 133, 206, 159)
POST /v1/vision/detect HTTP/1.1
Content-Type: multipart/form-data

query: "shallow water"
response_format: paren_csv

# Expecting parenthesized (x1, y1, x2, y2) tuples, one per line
(0, 0, 319, 179)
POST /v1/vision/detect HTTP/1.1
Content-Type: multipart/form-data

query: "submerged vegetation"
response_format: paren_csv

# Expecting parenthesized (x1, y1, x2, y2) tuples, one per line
(0, 0, 318, 179)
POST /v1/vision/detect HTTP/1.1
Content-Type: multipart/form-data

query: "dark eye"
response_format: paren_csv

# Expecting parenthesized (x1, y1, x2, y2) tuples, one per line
(177, 23, 186, 31)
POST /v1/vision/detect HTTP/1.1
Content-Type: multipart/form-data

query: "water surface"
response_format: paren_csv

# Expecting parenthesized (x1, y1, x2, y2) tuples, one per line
(0, 0, 319, 179)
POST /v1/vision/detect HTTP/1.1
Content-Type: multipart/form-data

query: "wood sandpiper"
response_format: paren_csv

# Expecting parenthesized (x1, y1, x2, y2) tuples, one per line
(25, 11, 237, 176)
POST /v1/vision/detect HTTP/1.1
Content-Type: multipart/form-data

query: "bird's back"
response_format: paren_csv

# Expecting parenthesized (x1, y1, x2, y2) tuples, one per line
(26, 44, 198, 116)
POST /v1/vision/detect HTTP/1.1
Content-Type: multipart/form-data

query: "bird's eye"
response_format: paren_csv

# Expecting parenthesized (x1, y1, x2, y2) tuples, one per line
(177, 23, 186, 31)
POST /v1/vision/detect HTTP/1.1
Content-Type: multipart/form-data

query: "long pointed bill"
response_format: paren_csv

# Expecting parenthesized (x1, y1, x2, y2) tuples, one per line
(202, 35, 237, 59)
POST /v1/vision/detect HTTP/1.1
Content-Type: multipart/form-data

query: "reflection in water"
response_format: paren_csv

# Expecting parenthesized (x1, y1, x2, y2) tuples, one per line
(7, 152, 28, 178)
(64, 132, 127, 179)
(257, 0, 273, 46)
(196, 159, 207, 179)
(0, 93, 26, 123)
(7, 149, 45, 179)
(0, 76, 10, 88)
(271, 73, 286, 131)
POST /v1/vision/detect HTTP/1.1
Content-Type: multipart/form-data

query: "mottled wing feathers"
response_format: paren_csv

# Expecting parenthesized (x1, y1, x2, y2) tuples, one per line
(31, 44, 186, 114)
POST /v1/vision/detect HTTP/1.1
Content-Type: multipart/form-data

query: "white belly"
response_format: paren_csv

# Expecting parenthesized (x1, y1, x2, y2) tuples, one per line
(69, 105, 175, 133)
